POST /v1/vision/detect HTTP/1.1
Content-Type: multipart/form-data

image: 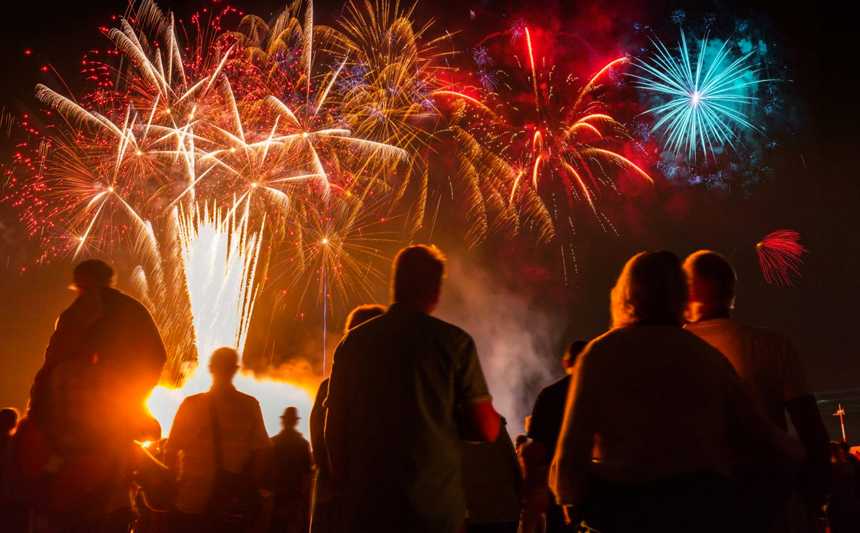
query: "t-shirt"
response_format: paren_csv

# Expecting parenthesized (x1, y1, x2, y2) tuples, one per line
(550, 325, 803, 507)
(166, 384, 272, 514)
(270, 428, 313, 505)
(685, 318, 813, 430)
(325, 303, 492, 533)
(462, 423, 521, 524)
(527, 374, 571, 461)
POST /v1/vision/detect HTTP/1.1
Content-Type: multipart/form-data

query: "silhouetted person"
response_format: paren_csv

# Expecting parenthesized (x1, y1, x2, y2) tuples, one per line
(462, 417, 521, 533)
(684, 250, 830, 531)
(0, 407, 17, 456)
(164, 347, 272, 533)
(269, 407, 313, 533)
(550, 251, 803, 533)
(29, 259, 166, 440)
(0, 407, 26, 533)
(827, 441, 860, 533)
(523, 341, 587, 532)
(10, 260, 166, 532)
(309, 304, 385, 533)
(325, 245, 501, 533)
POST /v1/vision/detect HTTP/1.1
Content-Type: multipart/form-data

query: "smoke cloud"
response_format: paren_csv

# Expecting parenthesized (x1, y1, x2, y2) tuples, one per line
(436, 252, 567, 436)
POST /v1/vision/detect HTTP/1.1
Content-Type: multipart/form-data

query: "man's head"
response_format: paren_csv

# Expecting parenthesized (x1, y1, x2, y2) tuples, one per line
(71, 259, 116, 292)
(390, 245, 446, 313)
(344, 304, 386, 333)
(683, 250, 736, 321)
(280, 406, 300, 429)
(610, 251, 687, 328)
(209, 347, 240, 383)
(562, 340, 588, 372)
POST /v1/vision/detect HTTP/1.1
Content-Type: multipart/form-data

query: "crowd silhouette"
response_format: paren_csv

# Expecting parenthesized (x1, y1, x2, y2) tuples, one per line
(0, 246, 852, 533)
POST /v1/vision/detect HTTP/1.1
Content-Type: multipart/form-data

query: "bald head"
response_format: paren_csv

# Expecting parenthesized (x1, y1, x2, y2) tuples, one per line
(683, 250, 736, 321)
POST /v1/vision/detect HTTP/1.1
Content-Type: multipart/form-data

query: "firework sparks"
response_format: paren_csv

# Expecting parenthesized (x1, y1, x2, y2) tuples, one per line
(6, 0, 448, 438)
(756, 229, 808, 287)
(451, 25, 652, 257)
(630, 30, 770, 161)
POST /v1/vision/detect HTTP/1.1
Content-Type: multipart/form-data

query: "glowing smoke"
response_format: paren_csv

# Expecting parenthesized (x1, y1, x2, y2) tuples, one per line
(436, 253, 566, 436)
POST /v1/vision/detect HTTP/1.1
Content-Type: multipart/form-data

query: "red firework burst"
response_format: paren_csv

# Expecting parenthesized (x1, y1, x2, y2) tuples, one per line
(756, 229, 808, 287)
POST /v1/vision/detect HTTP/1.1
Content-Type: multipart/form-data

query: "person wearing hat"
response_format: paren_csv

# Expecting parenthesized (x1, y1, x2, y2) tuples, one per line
(268, 406, 313, 533)
(27, 259, 166, 434)
(11, 259, 167, 532)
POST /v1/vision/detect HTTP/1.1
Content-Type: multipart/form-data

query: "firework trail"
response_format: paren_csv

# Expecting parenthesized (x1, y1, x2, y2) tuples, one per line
(451, 24, 652, 270)
(756, 229, 808, 287)
(6, 0, 447, 435)
(630, 30, 771, 161)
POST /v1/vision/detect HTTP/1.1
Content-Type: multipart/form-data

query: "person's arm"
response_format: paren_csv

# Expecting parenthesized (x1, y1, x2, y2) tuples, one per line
(549, 354, 597, 509)
(782, 339, 830, 506)
(249, 400, 274, 487)
(324, 340, 350, 487)
(325, 406, 348, 487)
(786, 395, 830, 507)
(455, 334, 499, 442)
(461, 399, 501, 442)
(163, 400, 191, 475)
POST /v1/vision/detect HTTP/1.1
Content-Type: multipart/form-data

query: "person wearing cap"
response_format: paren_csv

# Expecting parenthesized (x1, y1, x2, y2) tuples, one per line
(29, 258, 166, 437)
(10, 259, 167, 531)
(268, 406, 313, 533)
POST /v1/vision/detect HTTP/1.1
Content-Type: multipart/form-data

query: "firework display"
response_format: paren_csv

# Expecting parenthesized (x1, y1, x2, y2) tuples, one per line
(757, 229, 808, 287)
(2, 0, 805, 433)
(630, 30, 770, 161)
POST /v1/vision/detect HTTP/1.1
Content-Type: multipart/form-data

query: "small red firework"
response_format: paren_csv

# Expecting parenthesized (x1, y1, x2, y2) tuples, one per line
(756, 229, 808, 287)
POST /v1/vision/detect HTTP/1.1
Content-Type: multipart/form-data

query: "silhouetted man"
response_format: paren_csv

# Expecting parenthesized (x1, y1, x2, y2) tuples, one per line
(325, 245, 501, 533)
(165, 347, 272, 533)
(684, 250, 830, 532)
(269, 407, 313, 533)
(30, 259, 166, 441)
(11, 259, 166, 532)
(523, 340, 587, 532)
(310, 304, 385, 533)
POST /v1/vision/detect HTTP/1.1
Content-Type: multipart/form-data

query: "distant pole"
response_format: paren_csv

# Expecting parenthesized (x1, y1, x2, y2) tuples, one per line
(835, 403, 847, 442)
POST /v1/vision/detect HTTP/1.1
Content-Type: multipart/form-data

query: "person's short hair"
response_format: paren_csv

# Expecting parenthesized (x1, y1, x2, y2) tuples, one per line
(391, 245, 446, 305)
(344, 304, 386, 333)
(72, 259, 116, 289)
(683, 250, 737, 306)
(209, 347, 240, 376)
(0, 407, 19, 432)
(562, 340, 588, 369)
(611, 251, 687, 328)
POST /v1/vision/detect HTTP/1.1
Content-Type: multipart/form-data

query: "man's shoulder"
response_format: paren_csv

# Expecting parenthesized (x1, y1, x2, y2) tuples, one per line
(692, 319, 791, 346)
(351, 306, 473, 343)
(228, 388, 263, 408)
(178, 392, 208, 411)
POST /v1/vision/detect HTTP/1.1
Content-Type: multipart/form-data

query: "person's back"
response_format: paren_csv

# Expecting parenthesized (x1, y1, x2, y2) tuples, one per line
(551, 251, 803, 533)
(325, 245, 499, 533)
(568, 325, 765, 483)
(462, 418, 521, 532)
(329, 304, 489, 530)
(683, 250, 830, 532)
(685, 319, 805, 429)
(164, 348, 272, 532)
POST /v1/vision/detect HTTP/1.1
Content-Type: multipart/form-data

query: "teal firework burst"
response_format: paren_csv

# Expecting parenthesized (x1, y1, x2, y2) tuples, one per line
(630, 31, 769, 161)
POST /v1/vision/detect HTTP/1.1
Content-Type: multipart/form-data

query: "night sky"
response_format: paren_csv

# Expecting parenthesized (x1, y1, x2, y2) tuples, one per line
(1, 0, 854, 439)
